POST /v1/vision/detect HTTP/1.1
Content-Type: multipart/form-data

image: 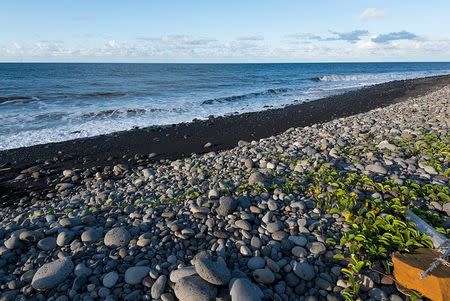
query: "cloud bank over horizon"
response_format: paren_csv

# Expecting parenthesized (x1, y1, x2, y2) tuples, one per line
(0, 1, 449, 62)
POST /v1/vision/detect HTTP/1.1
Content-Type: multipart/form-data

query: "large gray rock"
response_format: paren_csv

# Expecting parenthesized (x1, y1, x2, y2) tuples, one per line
(230, 278, 263, 301)
(124, 266, 150, 285)
(32, 257, 74, 290)
(248, 172, 265, 185)
(104, 227, 131, 248)
(293, 261, 316, 281)
(216, 196, 238, 216)
(174, 275, 217, 301)
(194, 256, 231, 285)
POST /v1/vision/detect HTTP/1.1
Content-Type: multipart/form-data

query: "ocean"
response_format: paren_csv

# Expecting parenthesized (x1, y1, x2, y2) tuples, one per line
(1, 62, 450, 150)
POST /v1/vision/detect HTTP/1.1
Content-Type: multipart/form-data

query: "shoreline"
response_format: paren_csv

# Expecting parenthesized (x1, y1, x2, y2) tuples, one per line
(1, 74, 450, 207)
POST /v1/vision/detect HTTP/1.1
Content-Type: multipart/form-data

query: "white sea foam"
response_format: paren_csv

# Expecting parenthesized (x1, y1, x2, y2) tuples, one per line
(315, 70, 450, 83)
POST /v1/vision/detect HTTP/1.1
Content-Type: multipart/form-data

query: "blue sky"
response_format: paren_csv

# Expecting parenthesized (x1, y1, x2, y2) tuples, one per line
(1, 0, 449, 62)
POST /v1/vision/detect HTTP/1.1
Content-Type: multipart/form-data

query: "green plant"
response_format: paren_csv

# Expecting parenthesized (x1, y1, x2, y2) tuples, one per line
(340, 254, 368, 301)
(299, 162, 437, 300)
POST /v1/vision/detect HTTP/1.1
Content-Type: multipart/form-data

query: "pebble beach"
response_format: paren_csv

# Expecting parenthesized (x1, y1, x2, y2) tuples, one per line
(0, 81, 449, 301)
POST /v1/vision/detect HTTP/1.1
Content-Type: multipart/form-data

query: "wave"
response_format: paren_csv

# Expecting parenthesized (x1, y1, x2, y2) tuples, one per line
(31, 107, 189, 123)
(0, 92, 131, 105)
(0, 96, 41, 105)
(202, 88, 290, 105)
(310, 73, 406, 82)
(81, 108, 150, 119)
(309, 71, 450, 83)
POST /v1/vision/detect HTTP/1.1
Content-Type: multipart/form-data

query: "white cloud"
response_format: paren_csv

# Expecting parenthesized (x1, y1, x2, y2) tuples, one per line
(1, 31, 449, 62)
(359, 8, 386, 20)
(236, 35, 264, 41)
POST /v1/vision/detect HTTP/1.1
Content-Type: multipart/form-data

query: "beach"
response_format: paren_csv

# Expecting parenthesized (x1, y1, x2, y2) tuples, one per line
(1, 75, 449, 207)
(0, 75, 449, 300)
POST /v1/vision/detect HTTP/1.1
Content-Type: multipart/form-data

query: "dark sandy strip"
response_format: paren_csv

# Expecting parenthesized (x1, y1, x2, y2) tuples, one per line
(1, 75, 449, 207)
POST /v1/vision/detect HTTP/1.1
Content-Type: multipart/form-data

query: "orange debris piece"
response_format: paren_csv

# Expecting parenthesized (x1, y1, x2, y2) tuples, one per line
(392, 248, 450, 301)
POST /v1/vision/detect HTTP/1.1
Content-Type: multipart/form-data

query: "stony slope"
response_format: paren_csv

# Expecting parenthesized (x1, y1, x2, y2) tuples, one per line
(0, 86, 449, 301)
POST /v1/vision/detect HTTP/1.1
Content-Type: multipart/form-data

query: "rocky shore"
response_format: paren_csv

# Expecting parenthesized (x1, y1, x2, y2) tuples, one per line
(0, 84, 449, 301)
(2, 75, 450, 208)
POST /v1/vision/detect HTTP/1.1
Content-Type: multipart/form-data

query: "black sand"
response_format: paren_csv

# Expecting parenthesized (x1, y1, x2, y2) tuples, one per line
(1, 75, 449, 207)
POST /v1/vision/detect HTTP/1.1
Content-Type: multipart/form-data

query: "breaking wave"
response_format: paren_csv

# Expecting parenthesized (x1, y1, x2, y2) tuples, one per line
(202, 88, 290, 105)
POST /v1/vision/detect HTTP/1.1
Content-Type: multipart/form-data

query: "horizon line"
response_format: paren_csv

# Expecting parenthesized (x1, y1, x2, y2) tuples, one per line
(1, 60, 450, 64)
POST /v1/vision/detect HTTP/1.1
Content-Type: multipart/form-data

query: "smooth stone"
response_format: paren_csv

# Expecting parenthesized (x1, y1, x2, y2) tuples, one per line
(309, 242, 326, 255)
(104, 227, 131, 248)
(167, 254, 177, 264)
(124, 290, 142, 301)
(37, 237, 57, 251)
(151, 275, 167, 299)
(19, 230, 40, 243)
(252, 268, 275, 284)
(250, 237, 262, 249)
(316, 278, 332, 291)
(124, 266, 151, 285)
(74, 263, 92, 277)
(194, 256, 231, 285)
(235, 220, 252, 231)
(174, 275, 218, 301)
(293, 262, 316, 281)
(369, 288, 388, 300)
(161, 293, 175, 301)
(247, 257, 265, 270)
(103, 271, 119, 288)
(170, 266, 197, 283)
(20, 269, 36, 283)
(240, 245, 252, 256)
(288, 236, 308, 246)
(4, 236, 22, 250)
(32, 257, 74, 290)
(59, 217, 81, 227)
(292, 246, 308, 258)
(57, 231, 74, 246)
(243, 159, 254, 169)
(230, 277, 263, 301)
(272, 230, 288, 241)
(266, 222, 281, 234)
(267, 199, 278, 211)
(81, 228, 103, 244)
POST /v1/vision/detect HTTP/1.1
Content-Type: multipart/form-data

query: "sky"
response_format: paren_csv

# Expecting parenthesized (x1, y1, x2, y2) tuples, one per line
(0, 0, 449, 63)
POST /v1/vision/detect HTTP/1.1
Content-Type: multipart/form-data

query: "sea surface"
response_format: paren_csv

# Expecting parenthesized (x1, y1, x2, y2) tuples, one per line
(1, 62, 450, 150)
